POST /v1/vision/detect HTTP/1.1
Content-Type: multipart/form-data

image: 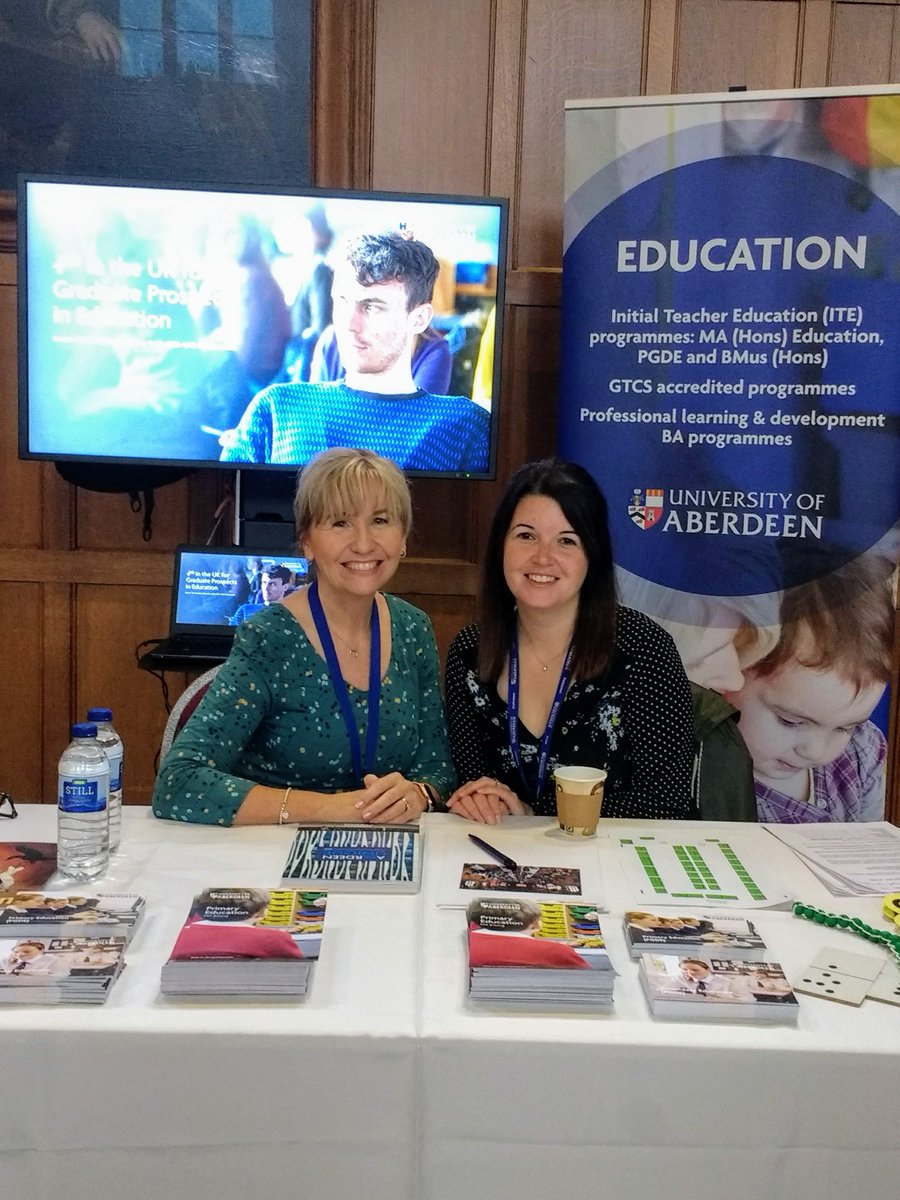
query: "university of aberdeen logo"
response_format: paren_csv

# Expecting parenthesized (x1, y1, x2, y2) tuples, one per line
(628, 488, 664, 530)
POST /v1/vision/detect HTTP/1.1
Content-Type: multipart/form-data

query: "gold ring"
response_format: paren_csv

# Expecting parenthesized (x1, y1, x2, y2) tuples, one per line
(402, 798, 409, 813)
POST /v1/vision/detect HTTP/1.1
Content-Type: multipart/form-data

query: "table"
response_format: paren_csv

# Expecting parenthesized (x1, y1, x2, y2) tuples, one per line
(2, 809, 899, 1200)
(419, 817, 900, 1200)
(1, 806, 421, 1200)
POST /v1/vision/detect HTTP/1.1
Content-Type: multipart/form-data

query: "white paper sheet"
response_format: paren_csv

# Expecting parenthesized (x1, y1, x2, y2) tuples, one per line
(765, 822, 900, 896)
(613, 830, 795, 909)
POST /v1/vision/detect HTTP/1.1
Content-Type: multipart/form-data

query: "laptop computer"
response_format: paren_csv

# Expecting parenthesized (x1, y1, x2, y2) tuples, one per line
(142, 545, 309, 669)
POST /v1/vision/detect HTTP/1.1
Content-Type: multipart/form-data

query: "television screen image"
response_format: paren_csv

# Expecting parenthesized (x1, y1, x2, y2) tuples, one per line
(172, 549, 309, 631)
(18, 177, 507, 479)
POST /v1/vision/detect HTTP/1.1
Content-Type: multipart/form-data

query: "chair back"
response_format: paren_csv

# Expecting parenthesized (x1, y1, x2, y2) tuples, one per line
(159, 665, 221, 763)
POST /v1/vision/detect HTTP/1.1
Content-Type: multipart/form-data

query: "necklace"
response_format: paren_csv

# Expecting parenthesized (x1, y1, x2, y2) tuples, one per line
(520, 634, 571, 673)
(329, 626, 364, 658)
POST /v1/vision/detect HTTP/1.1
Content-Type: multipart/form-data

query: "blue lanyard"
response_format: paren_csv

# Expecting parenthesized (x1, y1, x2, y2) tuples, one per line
(308, 580, 381, 785)
(507, 630, 574, 804)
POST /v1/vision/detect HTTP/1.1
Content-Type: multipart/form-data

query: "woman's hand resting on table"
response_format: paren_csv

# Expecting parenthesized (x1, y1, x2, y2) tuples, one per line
(355, 772, 428, 823)
(447, 777, 531, 824)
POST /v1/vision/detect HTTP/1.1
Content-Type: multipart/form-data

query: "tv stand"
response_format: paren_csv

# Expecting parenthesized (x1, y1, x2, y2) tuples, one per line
(234, 470, 297, 550)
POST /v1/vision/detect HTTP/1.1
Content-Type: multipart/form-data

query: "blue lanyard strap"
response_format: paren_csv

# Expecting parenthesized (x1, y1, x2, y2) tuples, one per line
(308, 580, 381, 785)
(507, 630, 574, 804)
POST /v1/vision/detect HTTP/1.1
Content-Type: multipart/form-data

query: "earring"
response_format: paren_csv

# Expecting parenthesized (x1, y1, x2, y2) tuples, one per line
(400, 548, 407, 558)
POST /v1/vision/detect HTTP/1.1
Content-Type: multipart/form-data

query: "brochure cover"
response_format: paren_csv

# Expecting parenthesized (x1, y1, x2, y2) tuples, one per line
(624, 910, 767, 960)
(0, 893, 145, 940)
(467, 898, 610, 971)
(640, 954, 799, 1023)
(161, 887, 327, 998)
(0, 934, 127, 1003)
(466, 898, 614, 1009)
(0, 843, 57, 894)
(168, 888, 327, 962)
(460, 863, 583, 896)
(282, 823, 422, 892)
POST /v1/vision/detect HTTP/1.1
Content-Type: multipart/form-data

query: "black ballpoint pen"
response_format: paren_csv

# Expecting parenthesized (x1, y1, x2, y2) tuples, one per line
(468, 833, 519, 873)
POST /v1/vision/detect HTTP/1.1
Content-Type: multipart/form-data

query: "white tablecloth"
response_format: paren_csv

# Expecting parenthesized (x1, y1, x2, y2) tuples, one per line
(419, 816, 900, 1200)
(2, 808, 899, 1200)
(1, 806, 421, 1200)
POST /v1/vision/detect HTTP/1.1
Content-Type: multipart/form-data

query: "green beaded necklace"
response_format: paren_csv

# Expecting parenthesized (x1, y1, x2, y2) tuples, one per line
(793, 902, 900, 970)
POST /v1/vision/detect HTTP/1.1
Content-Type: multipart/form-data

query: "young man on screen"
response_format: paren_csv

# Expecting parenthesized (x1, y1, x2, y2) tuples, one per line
(228, 566, 293, 626)
(219, 232, 490, 473)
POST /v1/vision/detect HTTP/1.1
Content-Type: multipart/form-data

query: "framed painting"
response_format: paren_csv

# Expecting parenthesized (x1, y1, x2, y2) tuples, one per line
(0, 0, 312, 192)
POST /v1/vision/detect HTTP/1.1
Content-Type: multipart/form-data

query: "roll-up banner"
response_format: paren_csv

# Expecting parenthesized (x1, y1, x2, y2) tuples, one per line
(562, 88, 899, 823)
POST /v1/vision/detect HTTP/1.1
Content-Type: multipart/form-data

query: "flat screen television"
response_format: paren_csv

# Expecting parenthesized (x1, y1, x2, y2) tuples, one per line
(17, 175, 507, 480)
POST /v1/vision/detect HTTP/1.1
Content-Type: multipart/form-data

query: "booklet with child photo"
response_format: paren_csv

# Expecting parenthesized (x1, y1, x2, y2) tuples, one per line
(161, 887, 327, 997)
(466, 897, 615, 1009)
(624, 909, 767, 960)
(0, 892, 145, 941)
(639, 954, 799, 1023)
(0, 934, 127, 1004)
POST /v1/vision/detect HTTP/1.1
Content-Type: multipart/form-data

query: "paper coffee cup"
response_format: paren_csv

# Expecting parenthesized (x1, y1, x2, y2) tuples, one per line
(553, 766, 607, 837)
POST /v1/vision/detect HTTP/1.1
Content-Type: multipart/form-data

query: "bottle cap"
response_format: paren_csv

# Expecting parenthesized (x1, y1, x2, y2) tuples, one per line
(71, 722, 98, 738)
(87, 707, 112, 722)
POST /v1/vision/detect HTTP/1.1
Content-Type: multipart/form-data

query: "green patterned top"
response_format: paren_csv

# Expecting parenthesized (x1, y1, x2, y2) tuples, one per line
(152, 594, 455, 825)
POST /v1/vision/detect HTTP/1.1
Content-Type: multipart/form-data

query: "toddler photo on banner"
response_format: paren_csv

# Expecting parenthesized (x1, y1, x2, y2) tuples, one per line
(561, 88, 899, 823)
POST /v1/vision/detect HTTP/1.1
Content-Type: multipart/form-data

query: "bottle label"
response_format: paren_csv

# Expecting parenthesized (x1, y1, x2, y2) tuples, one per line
(108, 760, 122, 792)
(59, 777, 108, 813)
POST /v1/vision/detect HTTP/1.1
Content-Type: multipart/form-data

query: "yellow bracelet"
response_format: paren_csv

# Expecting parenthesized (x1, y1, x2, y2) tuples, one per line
(278, 786, 292, 825)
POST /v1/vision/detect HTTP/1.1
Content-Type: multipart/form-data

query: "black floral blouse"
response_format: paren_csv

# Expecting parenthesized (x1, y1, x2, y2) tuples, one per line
(445, 607, 695, 819)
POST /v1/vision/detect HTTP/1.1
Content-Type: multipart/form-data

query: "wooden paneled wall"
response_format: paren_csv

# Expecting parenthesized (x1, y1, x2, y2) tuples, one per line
(0, 0, 898, 816)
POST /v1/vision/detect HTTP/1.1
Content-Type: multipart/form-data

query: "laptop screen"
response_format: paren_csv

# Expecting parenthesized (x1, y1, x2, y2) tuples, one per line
(171, 547, 310, 635)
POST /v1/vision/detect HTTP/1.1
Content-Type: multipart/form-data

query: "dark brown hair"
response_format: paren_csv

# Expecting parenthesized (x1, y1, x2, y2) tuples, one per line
(343, 231, 439, 310)
(477, 459, 618, 682)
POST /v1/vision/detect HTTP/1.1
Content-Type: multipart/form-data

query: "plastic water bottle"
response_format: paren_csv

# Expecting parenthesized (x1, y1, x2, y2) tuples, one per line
(87, 707, 122, 853)
(57, 722, 109, 882)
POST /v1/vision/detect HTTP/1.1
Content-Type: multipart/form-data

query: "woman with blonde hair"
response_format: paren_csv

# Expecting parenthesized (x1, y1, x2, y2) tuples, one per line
(153, 447, 453, 826)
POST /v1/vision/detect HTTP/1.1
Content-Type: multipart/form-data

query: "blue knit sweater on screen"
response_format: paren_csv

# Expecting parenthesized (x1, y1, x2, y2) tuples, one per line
(221, 381, 490, 472)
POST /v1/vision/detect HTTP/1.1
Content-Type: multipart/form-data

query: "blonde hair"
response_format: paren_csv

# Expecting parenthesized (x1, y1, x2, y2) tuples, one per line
(733, 617, 781, 670)
(293, 448, 412, 542)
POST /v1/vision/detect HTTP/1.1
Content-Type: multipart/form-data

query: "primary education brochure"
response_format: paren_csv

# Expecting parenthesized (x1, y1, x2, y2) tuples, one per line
(0, 893, 145, 941)
(624, 910, 766, 960)
(467, 897, 614, 1009)
(161, 887, 327, 997)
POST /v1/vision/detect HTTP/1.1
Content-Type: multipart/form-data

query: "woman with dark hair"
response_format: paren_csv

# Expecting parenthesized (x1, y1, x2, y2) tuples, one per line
(445, 458, 694, 822)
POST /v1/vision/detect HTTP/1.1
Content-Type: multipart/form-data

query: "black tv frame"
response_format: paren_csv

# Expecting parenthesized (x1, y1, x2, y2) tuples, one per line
(17, 173, 508, 483)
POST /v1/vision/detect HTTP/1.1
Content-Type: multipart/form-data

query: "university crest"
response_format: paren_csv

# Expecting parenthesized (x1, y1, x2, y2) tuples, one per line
(628, 488, 664, 530)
